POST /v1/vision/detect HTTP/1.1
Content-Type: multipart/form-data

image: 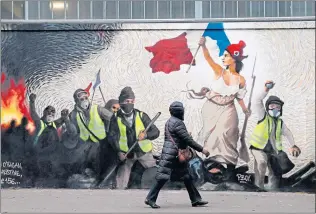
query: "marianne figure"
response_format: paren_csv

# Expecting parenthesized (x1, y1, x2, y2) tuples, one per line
(187, 37, 251, 176)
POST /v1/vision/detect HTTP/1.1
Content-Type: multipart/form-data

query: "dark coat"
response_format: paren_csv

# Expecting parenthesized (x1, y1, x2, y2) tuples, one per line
(107, 109, 160, 157)
(155, 101, 203, 181)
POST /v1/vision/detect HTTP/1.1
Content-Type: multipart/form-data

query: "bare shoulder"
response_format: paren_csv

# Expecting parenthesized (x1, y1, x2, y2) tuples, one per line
(239, 75, 246, 88)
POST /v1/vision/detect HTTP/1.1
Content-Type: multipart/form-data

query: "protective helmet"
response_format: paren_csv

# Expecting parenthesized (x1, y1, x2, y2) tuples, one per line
(73, 89, 88, 103)
(265, 95, 284, 116)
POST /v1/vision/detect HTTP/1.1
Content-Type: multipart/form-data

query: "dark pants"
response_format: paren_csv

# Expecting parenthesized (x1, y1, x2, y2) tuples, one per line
(146, 175, 202, 203)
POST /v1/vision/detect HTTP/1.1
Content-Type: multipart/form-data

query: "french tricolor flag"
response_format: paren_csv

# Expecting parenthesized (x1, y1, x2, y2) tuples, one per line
(84, 69, 101, 96)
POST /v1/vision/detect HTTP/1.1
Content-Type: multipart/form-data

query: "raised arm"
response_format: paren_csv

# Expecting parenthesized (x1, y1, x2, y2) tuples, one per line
(252, 81, 273, 121)
(199, 37, 223, 78)
(60, 109, 77, 137)
(29, 93, 40, 122)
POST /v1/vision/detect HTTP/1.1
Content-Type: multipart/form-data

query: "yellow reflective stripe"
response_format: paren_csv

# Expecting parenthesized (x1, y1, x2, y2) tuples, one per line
(37, 120, 56, 136)
(250, 117, 270, 149)
(117, 117, 128, 152)
(76, 105, 106, 143)
(88, 105, 106, 142)
(117, 111, 153, 153)
(276, 119, 283, 150)
(34, 120, 56, 145)
(250, 116, 283, 150)
(135, 112, 153, 153)
(37, 120, 46, 137)
(76, 113, 90, 141)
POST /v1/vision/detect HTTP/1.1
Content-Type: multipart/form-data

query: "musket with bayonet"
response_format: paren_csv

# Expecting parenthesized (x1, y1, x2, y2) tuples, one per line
(238, 54, 257, 163)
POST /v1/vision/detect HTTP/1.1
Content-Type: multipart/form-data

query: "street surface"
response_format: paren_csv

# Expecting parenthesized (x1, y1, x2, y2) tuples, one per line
(1, 189, 315, 213)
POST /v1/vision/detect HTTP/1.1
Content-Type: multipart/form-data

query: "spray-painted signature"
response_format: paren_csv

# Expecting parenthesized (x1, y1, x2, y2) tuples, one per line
(236, 173, 251, 183)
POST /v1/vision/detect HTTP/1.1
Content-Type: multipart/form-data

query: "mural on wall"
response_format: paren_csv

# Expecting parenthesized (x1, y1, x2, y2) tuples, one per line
(1, 21, 315, 192)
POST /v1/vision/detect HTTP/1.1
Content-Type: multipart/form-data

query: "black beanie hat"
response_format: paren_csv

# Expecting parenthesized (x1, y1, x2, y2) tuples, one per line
(119, 86, 135, 103)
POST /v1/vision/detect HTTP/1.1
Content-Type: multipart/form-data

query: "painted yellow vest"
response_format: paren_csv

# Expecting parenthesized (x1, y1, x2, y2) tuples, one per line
(249, 115, 283, 151)
(76, 105, 106, 143)
(33, 120, 57, 145)
(117, 111, 153, 153)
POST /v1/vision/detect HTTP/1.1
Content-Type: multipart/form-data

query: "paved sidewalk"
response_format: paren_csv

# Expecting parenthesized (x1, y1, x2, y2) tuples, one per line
(1, 189, 315, 213)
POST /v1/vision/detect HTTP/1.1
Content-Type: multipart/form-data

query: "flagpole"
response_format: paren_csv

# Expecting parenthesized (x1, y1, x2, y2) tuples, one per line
(238, 53, 257, 163)
(186, 45, 201, 73)
(90, 89, 96, 104)
(99, 86, 106, 105)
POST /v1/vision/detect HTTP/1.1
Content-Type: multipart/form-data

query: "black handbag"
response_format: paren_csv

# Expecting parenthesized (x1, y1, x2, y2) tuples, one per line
(269, 150, 295, 176)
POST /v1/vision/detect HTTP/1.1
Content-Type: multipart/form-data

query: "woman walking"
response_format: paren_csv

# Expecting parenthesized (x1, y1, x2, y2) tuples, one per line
(145, 101, 210, 209)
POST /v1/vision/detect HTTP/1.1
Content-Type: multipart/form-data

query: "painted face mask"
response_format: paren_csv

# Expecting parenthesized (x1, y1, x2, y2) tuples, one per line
(268, 103, 281, 118)
(46, 115, 54, 123)
(120, 103, 134, 114)
(268, 109, 280, 118)
(80, 100, 90, 110)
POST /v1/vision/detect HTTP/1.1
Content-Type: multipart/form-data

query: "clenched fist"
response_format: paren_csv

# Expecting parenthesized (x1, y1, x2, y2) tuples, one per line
(199, 37, 206, 47)
(289, 145, 301, 157)
(29, 93, 36, 102)
(264, 80, 275, 92)
(138, 130, 147, 141)
(202, 148, 210, 157)
(118, 152, 126, 161)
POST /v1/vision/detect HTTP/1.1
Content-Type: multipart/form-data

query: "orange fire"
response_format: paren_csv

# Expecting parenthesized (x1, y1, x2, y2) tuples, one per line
(1, 72, 35, 134)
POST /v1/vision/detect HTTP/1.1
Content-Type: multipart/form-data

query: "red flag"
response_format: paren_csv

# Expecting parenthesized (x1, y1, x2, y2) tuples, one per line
(84, 82, 92, 96)
(145, 32, 196, 74)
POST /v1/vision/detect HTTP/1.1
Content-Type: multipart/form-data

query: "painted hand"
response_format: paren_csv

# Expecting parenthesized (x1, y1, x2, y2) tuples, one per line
(289, 145, 301, 157)
(199, 37, 206, 46)
(118, 152, 126, 161)
(138, 130, 147, 141)
(243, 108, 252, 117)
(264, 80, 275, 91)
(202, 148, 210, 157)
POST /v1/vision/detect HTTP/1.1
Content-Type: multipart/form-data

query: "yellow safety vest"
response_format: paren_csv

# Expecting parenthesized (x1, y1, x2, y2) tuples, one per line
(117, 111, 153, 153)
(76, 105, 106, 143)
(33, 120, 57, 145)
(249, 115, 283, 151)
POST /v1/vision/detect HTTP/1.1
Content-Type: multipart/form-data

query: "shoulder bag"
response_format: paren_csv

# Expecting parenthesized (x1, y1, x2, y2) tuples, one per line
(166, 121, 192, 163)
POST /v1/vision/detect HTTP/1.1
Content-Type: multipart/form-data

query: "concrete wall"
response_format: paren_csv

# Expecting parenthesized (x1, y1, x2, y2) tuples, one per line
(1, 21, 315, 192)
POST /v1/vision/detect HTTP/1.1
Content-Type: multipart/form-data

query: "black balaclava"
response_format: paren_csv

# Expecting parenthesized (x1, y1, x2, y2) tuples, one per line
(169, 101, 185, 121)
(265, 95, 284, 118)
(119, 86, 135, 116)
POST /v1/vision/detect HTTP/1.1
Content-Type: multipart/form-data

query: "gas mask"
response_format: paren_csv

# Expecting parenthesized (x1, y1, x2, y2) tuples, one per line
(268, 103, 282, 118)
(120, 103, 134, 114)
(80, 100, 90, 110)
(268, 109, 280, 118)
(74, 89, 90, 110)
(46, 115, 54, 123)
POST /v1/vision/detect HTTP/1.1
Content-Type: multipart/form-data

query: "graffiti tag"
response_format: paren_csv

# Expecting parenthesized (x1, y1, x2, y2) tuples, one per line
(236, 173, 251, 184)
(1, 161, 22, 186)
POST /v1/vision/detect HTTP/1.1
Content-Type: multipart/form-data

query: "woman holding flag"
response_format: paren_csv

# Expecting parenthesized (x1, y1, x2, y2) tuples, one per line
(191, 36, 251, 177)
